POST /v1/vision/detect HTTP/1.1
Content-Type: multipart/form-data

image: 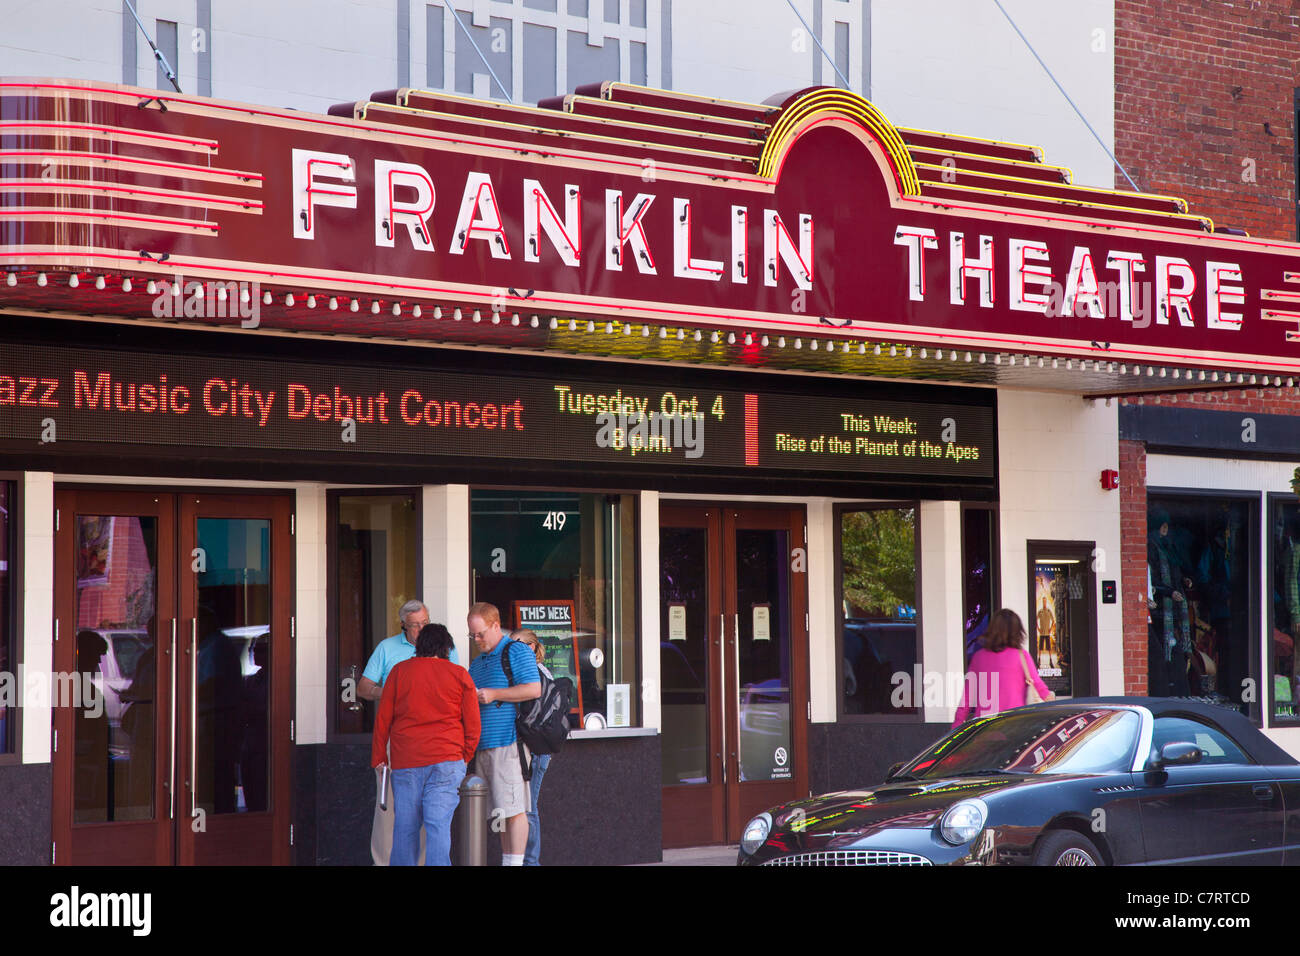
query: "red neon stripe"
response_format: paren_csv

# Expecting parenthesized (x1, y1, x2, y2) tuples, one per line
(0, 150, 264, 182)
(2, 180, 262, 209)
(0, 210, 218, 230)
(744, 393, 759, 466)
(0, 121, 217, 149)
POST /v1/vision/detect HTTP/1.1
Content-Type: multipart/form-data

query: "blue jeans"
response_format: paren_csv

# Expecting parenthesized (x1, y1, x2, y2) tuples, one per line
(390, 759, 465, 866)
(524, 752, 551, 866)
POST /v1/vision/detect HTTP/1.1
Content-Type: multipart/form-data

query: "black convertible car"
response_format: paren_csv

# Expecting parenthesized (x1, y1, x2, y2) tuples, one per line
(738, 697, 1300, 865)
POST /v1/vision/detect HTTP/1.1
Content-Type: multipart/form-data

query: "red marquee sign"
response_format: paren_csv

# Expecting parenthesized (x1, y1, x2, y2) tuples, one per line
(2, 78, 1299, 375)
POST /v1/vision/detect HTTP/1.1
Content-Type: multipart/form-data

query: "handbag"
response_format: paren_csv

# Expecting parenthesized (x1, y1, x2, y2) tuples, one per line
(1021, 649, 1044, 705)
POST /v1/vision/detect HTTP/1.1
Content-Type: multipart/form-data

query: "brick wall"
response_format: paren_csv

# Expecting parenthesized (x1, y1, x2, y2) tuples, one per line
(1114, 0, 1300, 242)
(1114, 2, 1300, 691)
(1118, 439, 1148, 694)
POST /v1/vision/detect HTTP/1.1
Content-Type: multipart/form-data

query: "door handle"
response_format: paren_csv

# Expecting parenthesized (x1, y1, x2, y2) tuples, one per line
(345, 664, 362, 713)
(1254, 784, 1274, 801)
(168, 618, 176, 820)
(731, 612, 740, 769)
(190, 617, 198, 818)
(718, 613, 726, 786)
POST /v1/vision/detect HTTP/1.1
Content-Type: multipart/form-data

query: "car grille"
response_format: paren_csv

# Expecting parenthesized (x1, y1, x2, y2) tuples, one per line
(761, 850, 932, 866)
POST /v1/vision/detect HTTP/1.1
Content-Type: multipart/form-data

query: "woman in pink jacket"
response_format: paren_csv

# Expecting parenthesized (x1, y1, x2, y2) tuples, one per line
(952, 609, 1054, 726)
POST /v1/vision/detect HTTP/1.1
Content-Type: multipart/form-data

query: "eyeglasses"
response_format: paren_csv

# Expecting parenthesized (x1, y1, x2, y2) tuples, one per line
(469, 629, 490, 640)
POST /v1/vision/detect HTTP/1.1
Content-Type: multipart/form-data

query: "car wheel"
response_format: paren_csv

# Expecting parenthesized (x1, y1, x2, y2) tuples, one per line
(1034, 830, 1102, 866)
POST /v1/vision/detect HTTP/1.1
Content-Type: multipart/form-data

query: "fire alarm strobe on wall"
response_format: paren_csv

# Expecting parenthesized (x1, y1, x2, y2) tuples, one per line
(1100, 468, 1120, 490)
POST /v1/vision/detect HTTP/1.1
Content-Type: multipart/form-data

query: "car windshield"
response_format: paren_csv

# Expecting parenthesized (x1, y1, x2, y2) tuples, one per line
(895, 707, 1141, 779)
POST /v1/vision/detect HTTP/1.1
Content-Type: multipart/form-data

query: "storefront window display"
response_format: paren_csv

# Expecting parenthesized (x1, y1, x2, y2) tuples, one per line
(836, 506, 919, 716)
(471, 490, 638, 728)
(1146, 495, 1254, 711)
(1269, 497, 1300, 721)
(333, 493, 419, 735)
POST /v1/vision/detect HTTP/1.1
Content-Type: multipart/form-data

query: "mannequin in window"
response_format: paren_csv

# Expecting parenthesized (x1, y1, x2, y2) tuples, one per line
(1148, 508, 1192, 696)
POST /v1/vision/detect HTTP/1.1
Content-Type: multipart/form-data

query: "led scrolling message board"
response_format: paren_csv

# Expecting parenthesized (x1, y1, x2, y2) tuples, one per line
(0, 343, 995, 479)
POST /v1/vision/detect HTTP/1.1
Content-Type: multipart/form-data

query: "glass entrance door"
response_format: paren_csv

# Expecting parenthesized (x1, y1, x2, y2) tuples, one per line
(659, 505, 808, 848)
(53, 490, 293, 865)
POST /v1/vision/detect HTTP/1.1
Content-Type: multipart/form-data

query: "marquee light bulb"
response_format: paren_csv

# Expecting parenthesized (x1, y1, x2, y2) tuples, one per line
(371, 301, 381, 314)
(307, 295, 317, 308)
(94, 276, 105, 290)
(146, 280, 156, 294)
(5, 273, 15, 287)
(329, 297, 338, 311)
(37, 272, 47, 287)
(122, 278, 132, 292)
(413, 305, 422, 318)
(285, 294, 295, 307)
(392, 303, 401, 316)
(68, 274, 79, 288)
(263, 291, 272, 305)
(350, 299, 360, 313)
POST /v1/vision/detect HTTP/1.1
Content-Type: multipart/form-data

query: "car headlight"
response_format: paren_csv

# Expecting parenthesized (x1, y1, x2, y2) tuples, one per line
(741, 812, 772, 855)
(939, 799, 988, 845)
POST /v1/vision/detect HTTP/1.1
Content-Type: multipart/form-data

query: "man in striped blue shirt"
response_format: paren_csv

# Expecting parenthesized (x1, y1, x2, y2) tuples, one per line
(467, 601, 539, 866)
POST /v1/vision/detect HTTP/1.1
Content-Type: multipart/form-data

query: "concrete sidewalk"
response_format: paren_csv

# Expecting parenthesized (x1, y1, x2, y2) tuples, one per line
(638, 845, 739, 866)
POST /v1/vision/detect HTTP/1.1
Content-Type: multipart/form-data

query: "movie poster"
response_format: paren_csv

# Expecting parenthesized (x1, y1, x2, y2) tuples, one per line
(1032, 563, 1073, 698)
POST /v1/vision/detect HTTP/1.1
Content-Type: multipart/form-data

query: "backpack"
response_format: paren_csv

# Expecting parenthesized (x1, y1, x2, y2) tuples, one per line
(500, 639, 571, 755)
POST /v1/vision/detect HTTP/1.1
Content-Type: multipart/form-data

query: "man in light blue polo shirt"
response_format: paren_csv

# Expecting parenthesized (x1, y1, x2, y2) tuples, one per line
(359, 599, 460, 865)
(467, 601, 539, 866)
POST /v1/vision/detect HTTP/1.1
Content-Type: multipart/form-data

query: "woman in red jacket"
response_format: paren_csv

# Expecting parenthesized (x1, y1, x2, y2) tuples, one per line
(372, 623, 480, 866)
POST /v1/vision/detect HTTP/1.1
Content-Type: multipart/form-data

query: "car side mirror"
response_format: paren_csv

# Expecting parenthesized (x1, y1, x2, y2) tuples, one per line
(886, 761, 904, 780)
(1150, 742, 1203, 771)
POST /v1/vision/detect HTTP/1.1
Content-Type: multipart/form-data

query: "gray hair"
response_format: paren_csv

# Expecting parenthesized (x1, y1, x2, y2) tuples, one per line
(398, 599, 428, 626)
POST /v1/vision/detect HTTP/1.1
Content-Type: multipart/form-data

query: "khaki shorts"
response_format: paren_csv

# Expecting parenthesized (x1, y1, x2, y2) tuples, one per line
(477, 744, 530, 818)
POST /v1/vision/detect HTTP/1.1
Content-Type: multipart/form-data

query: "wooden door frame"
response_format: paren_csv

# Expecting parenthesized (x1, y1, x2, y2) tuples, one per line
(659, 501, 810, 848)
(52, 488, 293, 866)
(176, 493, 294, 866)
(722, 505, 810, 843)
(52, 489, 176, 866)
(659, 504, 725, 848)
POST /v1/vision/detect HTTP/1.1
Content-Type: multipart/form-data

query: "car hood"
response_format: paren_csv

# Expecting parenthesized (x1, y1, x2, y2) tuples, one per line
(767, 775, 1052, 850)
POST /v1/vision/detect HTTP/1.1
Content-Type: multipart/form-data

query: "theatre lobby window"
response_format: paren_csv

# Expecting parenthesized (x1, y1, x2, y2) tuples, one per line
(470, 490, 638, 728)
(835, 505, 920, 717)
(332, 492, 419, 736)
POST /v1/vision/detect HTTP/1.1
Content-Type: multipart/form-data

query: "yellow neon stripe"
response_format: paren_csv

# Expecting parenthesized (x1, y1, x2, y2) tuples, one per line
(360, 102, 756, 165)
(913, 162, 1189, 213)
(921, 180, 1214, 231)
(398, 87, 763, 144)
(909, 145, 1071, 179)
(564, 94, 770, 133)
(759, 90, 919, 194)
(898, 125, 1044, 158)
(599, 81, 769, 113)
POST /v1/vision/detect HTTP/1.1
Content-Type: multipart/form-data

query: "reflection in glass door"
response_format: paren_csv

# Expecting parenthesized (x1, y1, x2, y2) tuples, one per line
(660, 505, 807, 848)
